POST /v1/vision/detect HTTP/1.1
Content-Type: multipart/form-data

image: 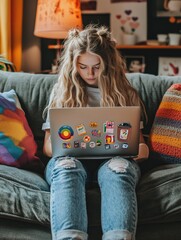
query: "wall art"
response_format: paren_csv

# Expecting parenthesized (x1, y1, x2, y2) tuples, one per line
(125, 56, 146, 73)
(158, 57, 181, 76)
(81, 0, 147, 44)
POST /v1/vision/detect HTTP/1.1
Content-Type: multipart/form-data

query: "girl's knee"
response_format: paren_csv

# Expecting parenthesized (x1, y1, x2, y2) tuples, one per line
(46, 157, 87, 184)
(55, 156, 77, 169)
(98, 157, 140, 182)
(54, 157, 86, 174)
(108, 157, 140, 177)
(98, 157, 130, 175)
(107, 157, 129, 173)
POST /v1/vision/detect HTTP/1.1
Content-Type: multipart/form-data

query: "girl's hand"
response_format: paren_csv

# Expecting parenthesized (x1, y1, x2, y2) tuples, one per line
(133, 131, 149, 162)
(43, 130, 52, 157)
(134, 143, 149, 162)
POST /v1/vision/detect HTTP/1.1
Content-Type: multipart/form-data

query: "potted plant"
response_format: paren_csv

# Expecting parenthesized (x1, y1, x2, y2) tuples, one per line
(0, 55, 16, 71)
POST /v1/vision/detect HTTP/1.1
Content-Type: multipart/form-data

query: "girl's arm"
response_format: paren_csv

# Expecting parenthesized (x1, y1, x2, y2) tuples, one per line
(133, 130, 149, 162)
(43, 130, 52, 157)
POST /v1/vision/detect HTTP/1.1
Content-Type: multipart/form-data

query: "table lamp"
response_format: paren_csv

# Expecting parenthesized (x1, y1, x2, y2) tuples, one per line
(34, 0, 82, 72)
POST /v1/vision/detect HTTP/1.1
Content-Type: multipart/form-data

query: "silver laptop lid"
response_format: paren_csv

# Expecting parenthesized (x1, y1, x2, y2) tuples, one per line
(49, 106, 140, 159)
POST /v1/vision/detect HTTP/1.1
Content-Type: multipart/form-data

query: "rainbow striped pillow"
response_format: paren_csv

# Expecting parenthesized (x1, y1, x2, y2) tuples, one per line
(0, 90, 42, 171)
(149, 84, 181, 164)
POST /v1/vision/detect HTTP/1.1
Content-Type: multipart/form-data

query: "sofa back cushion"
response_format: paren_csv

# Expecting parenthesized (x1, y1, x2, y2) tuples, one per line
(126, 73, 181, 135)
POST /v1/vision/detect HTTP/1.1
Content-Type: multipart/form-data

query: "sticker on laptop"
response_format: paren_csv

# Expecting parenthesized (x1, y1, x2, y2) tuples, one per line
(58, 125, 74, 141)
(117, 123, 131, 141)
(91, 129, 101, 137)
(74, 141, 80, 148)
(81, 142, 87, 149)
(62, 142, 71, 149)
(104, 121, 115, 134)
(96, 140, 102, 146)
(114, 143, 119, 149)
(76, 124, 86, 136)
(89, 141, 96, 148)
(105, 144, 111, 150)
(83, 135, 91, 143)
(122, 143, 129, 149)
(90, 122, 98, 127)
(105, 134, 115, 144)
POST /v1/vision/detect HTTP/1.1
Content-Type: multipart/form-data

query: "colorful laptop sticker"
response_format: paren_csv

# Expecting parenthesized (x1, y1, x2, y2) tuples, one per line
(117, 123, 132, 141)
(105, 121, 115, 134)
(58, 125, 74, 141)
(105, 134, 115, 144)
(62, 142, 71, 149)
(76, 124, 86, 136)
(91, 129, 101, 137)
(90, 122, 98, 127)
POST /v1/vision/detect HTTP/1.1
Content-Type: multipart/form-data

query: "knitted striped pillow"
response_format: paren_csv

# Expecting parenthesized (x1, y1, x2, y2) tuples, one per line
(149, 83, 181, 164)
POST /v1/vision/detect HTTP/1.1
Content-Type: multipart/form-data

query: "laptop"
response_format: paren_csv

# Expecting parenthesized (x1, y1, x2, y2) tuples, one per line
(49, 106, 140, 159)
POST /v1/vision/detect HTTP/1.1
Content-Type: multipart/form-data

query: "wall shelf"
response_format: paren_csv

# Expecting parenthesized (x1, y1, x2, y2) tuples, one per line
(116, 45, 181, 49)
(157, 11, 181, 17)
(48, 44, 181, 50)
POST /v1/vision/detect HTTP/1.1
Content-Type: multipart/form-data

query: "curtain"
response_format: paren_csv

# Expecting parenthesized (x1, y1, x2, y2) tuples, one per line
(0, 0, 23, 71)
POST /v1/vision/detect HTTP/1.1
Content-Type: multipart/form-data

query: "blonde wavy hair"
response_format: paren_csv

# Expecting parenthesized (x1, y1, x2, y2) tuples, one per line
(46, 24, 146, 120)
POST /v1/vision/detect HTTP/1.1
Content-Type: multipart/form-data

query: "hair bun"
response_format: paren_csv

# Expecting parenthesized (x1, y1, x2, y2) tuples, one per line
(68, 28, 80, 38)
(97, 26, 110, 38)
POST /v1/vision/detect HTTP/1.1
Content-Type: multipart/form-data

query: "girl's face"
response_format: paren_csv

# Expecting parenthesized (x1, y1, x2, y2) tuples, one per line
(77, 52, 101, 87)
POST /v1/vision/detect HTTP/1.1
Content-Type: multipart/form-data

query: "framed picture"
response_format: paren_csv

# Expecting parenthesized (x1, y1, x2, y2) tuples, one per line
(81, 0, 97, 11)
(156, 0, 181, 17)
(111, 0, 146, 2)
(125, 56, 146, 73)
(158, 57, 181, 76)
(82, 13, 110, 29)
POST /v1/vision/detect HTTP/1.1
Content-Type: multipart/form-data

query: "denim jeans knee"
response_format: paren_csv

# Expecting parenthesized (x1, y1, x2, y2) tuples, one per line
(98, 157, 141, 240)
(45, 156, 87, 184)
(45, 157, 88, 240)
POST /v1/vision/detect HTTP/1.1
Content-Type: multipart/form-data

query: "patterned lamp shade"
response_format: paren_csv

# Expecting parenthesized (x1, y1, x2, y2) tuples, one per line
(34, 0, 82, 39)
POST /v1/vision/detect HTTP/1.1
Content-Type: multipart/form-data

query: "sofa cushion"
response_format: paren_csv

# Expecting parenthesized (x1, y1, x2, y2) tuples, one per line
(0, 164, 50, 225)
(149, 84, 181, 164)
(137, 164, 181, 224)
(126, 73, 181, 136)
(0, 90, 44, 172)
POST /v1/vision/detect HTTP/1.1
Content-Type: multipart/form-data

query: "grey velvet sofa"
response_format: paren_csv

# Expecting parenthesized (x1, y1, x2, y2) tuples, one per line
(0, 70, 181, 240)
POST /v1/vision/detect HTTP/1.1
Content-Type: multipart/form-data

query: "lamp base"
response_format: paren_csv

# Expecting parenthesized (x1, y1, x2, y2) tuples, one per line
(48, 40, 63, 73)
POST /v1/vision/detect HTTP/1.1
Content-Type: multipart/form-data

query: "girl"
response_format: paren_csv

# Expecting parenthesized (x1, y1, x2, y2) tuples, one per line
(42, 25, 149, 240)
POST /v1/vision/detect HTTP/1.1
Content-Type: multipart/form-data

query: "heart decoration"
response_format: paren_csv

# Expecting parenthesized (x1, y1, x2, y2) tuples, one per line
(125, 10, 132, 15)
(129, 22, 140, 29)
(132, 17, 138, 21)
(116, 15, 121, 19)
(116, 9, 140, 34)
(120, 19, 127, 25)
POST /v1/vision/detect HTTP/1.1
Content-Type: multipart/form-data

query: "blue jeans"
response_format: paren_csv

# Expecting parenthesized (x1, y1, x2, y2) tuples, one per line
(45, 156, 141, 240)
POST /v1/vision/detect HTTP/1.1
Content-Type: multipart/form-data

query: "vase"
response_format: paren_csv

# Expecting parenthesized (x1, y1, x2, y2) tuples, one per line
(168, 33, 181, 45)
(122, 33, 136, 45)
